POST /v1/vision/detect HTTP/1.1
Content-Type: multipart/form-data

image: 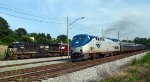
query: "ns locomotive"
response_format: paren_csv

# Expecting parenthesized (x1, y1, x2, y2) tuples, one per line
(70, 34, 146, 61)
(4, 42, 69, 60)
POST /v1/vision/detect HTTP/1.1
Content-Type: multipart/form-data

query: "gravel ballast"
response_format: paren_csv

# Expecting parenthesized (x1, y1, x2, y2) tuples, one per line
(0, 56, 68, 66)
(0, 56, 68, 72)
(42, 51, 148, 82)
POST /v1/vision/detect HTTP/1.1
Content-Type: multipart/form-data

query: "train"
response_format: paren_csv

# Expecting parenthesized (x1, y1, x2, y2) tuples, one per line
(4, 42, 69, 60)
(3, 34, 146, 61)
(70, 34, 146, 61)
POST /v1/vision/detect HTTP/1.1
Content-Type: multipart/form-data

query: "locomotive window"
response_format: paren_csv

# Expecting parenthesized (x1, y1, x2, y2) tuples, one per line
(96, 37, 100, 41)
(100, 38, 104, 41)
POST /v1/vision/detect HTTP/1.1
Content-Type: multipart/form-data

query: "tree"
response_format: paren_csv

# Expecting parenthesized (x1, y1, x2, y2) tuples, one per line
(0, 16, 12, 39)
(19, 35, 32, 42)
(37, 37, 49, 44)
(122, 40, 127, 42)
(38, 33, 46, 38)
(29, 33, 38, 37)
(46, 34, 51, 40)
(0, 17, 9, 28)
(2, 36, 16, 44)
(134, 37, 148, 45)
(57, 35, 67, 43)
(15, 28, 27, 37)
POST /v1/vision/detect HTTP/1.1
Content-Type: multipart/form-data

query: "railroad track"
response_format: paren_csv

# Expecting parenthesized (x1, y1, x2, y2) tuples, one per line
(0, 50, 148, 82)
(0, 58, 68, 69)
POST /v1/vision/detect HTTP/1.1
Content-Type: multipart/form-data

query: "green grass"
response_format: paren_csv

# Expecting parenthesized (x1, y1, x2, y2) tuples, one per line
(131, 58, 140, 65)
(0, 52, 5, 59)
(99, 51, 150, 82)
(131, 52, 150, 65)
(140, 52, 150, 64)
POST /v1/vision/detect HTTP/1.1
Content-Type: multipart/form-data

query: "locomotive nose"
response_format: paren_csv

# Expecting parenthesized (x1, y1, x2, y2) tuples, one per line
(71, 47, 83, 53)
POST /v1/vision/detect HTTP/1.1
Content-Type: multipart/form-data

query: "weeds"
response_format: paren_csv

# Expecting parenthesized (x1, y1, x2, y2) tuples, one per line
(140, 52, 150, 64)
(100, 51, 150, 82)
(131, 58, 140, 65)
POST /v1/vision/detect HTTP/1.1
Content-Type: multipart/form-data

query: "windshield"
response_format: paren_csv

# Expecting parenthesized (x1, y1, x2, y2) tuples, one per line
(72, 36, 86, 43)
(71, 34, 95, 48)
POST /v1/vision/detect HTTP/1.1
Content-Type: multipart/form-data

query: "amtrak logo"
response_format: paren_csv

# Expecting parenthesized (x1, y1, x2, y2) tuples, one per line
(96, 44, 101, 48)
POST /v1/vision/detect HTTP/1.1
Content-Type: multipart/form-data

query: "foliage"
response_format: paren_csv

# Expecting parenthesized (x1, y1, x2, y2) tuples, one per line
(140, 52, 150, 64)
(122, 40, 133, 43)
(1, 15, 150, 46)
(134, 37, 150, 48)
(0, 16, 12, 39)
(131, 52, 150, 65)
(15, 28, 27, 37)
(19, 35, 32, 42)
(36, 37, 50, 44)
(46, 34, 51, 40)
(1, 36, 16, 45)
(131, 58, 139, 66)
(101, 52, 150, 82)
(57, 34, 67, 43)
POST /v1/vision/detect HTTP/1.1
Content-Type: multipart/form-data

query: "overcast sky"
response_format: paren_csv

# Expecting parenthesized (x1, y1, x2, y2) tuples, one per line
(0, 0, 150, 40)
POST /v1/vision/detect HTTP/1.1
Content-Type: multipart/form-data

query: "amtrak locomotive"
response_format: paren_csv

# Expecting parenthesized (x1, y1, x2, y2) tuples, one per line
(70, 34, 146, 61)
(70, 34, 120, 61)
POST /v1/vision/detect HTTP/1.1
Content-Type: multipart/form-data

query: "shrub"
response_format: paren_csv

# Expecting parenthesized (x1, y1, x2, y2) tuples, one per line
(1, 36, 16, 45)
(19, 35, 32, 42)
(131, 58, 139, 65)
(140, 52, 150, 64)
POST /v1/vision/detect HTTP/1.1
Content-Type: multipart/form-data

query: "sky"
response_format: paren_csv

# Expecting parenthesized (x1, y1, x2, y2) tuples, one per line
(0, 0, 150, 40)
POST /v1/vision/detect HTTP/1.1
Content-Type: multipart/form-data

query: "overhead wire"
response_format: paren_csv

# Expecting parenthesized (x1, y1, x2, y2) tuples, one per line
(71, 25, 100, 35)
(0, 3, 66, 21)
(0, 11, 65, 24)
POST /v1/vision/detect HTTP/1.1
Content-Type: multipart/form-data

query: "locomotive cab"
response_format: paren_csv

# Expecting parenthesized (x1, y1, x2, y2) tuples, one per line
(70, 34, 96, 61)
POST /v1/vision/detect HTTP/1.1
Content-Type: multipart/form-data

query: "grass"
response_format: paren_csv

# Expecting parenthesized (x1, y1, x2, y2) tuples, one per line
(140, 52, 150, 64)
(99, 51, 150, 82)
(0, 45, 7, 59)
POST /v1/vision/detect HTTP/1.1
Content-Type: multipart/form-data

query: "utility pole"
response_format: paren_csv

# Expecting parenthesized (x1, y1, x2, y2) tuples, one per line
(66, 16, 84, 59)
(67, 16, 69, 58)
(102, 28, 104, 38)
(118, 31, 120, 41)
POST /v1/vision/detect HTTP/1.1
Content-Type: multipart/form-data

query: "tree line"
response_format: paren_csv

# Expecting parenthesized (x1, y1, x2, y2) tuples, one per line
(0, 16, 150, 48)
(0, 16, 67, 45)
(122, 37, 150, 48)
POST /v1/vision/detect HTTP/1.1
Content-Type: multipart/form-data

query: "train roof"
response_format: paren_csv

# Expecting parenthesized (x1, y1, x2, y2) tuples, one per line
(73, 34, 97, 38)
(49, 43, 61, 46)
(73, 34, 119, 42)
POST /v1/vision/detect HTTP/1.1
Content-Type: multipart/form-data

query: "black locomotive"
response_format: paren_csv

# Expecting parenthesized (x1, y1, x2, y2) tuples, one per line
(4, 42, 69, 60)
